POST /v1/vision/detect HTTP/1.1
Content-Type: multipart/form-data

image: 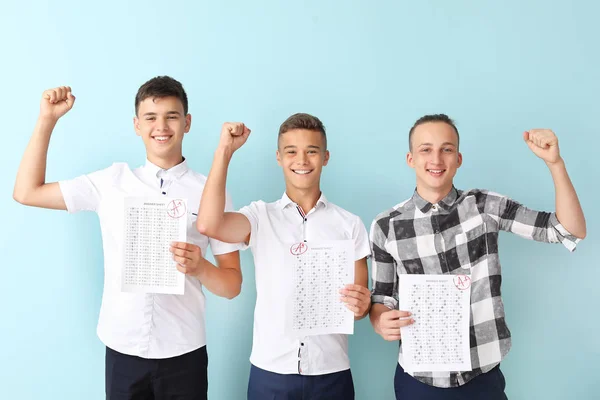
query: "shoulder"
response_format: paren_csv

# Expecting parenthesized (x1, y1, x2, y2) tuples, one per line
(373, 197, 413, 224)
(86, 162, 130, 181)
(459, 188, 507, 206)
(240, 199, 269, 213)
(325, 202, 361, 221)
(183, 169, 208, 186)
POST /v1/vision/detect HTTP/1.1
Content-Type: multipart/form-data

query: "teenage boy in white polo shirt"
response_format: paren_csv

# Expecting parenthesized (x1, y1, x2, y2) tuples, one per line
(196, 114, 371, 399)
(13, 76, 242, 400)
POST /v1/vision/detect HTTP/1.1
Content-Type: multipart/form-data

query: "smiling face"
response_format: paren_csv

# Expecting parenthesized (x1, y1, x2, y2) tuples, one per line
(134, 96, 191, 167)
(276, 128, 329, 194)
(407, 121, 462, 199)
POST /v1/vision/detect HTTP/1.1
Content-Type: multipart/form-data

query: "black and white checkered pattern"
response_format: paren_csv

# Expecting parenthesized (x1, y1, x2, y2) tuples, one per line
(370, 187, 579, 388)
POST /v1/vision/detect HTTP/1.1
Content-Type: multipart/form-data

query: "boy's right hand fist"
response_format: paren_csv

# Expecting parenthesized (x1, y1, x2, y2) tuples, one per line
(218, 122, 251, 154)
(40, 86, 75, 121)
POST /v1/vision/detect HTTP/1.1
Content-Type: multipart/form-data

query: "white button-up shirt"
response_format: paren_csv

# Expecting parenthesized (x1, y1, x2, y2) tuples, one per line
(59, 159, 240, 359)
(238, 193, 370, 375)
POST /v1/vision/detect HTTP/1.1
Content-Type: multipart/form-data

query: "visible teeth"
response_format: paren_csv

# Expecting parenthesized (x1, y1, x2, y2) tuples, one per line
(294, 170, 311, 175)
(155, 136, 169, 141)
(429, 170, 443, 173)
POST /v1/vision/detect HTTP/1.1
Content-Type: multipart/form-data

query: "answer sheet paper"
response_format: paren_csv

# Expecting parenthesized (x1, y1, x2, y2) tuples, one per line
(399, 274, 472, 372)
(286, 240, 355, 336)
(122, 197, 187, 295)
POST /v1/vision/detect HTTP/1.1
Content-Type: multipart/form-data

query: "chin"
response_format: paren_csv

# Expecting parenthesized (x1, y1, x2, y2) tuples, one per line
(290, 181, 316, 191)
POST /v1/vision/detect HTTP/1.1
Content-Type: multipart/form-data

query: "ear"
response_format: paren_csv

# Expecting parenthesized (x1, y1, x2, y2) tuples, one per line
(406, 151, 415, 168)
(457, 151, 463, 168)
(184, 113, 192, 133)
(134, 116, 141, 137)
(323, 150, 330, 166)
(276, 149, 282, 167)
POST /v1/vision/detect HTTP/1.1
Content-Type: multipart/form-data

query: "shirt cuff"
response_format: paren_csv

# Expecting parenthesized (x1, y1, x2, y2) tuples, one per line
(371, 294, 398, 310)
(549, 213, 581, 252)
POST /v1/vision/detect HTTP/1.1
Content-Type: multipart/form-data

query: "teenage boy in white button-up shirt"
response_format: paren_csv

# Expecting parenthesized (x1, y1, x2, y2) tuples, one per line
(13, 77, 242, 400)
(196, 114, 371, 399)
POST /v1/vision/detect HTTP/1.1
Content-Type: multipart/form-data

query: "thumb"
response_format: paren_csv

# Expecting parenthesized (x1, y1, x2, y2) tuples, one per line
(523, 131, 537, 151)
(65, 93, 76, 109)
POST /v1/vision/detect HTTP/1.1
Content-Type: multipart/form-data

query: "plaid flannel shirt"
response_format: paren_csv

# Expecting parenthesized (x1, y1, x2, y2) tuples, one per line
(370, 187, 580, 388)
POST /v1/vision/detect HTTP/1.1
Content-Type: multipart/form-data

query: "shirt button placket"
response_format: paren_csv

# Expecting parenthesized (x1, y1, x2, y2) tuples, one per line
(298, 340, 309, 375)
(139, 293, 154, 357)
(431, 204, 449, 271)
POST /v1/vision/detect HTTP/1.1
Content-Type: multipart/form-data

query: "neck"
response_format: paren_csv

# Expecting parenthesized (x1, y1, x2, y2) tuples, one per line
(416, 183, 454, 204)
(285, 185, 322, 214)
(147, 153, 184, 170)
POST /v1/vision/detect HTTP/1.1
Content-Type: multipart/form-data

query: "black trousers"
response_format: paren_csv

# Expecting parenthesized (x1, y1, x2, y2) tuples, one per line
(105, 346, 208, 400)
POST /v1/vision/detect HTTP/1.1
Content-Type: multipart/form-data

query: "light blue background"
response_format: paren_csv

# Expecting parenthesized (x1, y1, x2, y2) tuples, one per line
(1, 1, 598, 399)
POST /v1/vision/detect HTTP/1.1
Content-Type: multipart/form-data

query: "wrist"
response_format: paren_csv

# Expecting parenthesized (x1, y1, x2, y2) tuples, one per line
(372, 313, 383, 333)
(38, 113, 58, 124)
(362, 299, 372, 318)
(214, 146, 234, 162)
(37, 115, 59, 125)
(545, 157, 565, 170)
(194, 259, 210, 282)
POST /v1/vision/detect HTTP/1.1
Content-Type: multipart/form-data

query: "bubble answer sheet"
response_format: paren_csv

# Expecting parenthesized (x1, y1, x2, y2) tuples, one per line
(399, 274, 472, 373)
(285, 240, 355, 337)
(122, 197, 187, 295)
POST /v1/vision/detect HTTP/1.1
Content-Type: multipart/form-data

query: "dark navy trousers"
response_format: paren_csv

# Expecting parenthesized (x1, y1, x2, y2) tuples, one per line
(247, 364, 355, 400)
(394, 363, 508, 400)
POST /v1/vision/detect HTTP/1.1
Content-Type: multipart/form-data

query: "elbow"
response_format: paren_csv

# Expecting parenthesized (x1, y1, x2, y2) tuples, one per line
(225, 284, 242, 300)
(13, 189, 28, 205)
(196, 215, 221, 238)
(580, 221, 587, 239)
(571, 221, 587, 240)
(196, 218, 214, 237)
(227, 275, 243, 299)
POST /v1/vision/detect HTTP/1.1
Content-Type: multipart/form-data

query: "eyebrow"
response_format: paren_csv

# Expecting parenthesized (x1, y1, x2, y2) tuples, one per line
(142, 111, 182, 117)
(418, 142, 456, 147)
(283, 145, 321, 150)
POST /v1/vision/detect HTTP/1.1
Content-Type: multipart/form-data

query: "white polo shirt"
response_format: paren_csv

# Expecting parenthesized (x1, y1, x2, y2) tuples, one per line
(59, 159, 241, 359)
(238, 193, 370, 375)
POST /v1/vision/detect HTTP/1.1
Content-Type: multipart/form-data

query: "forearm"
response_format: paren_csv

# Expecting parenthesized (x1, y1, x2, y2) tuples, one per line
(354, 258, 369, 320)
(196, 258, 242, 299)
(548, 159, 586, 239)
(197, 147, 232, 236)
(13, 117, 56, 203)
(369, 303, 391, 334)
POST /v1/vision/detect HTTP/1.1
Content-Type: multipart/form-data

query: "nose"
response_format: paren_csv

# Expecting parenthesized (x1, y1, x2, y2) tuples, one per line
(298, 152, 308, 164)
(155, 117, 169, 132)
(430, 150, 442, 165)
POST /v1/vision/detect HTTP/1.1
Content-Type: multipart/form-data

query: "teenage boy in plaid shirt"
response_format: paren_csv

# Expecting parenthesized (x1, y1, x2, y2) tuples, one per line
(369, 114, 586, 399)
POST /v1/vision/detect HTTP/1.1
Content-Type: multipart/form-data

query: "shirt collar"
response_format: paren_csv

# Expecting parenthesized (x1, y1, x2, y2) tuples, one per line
(412, 186, 459, 213)
(143, 157, 189, 181)
(279, 192, 329, 211)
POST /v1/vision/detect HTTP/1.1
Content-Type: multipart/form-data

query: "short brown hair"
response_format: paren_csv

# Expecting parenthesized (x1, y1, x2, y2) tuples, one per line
(409, 114, 459, 151)
(278, 113, 327, 149)
(135, 76, 188, 116)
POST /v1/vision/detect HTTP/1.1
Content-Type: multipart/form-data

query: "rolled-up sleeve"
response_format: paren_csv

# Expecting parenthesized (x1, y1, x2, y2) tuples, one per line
(481, 190, 580, 252)
(369, 215, 398, 309)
